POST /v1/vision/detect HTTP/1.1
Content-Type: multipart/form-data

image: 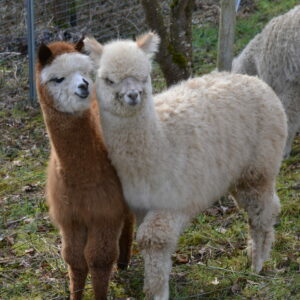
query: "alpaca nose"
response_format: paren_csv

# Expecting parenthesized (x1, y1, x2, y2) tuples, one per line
(76, 79, 89, 98)
(125, 91, 140, 106)
(128, 91, 138, 101)
(78, 79, 89, 91)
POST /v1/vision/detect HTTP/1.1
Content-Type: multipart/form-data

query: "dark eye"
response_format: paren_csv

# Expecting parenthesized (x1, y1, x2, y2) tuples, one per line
(50, 77, 65, 83)
(104, 78, 114, 85)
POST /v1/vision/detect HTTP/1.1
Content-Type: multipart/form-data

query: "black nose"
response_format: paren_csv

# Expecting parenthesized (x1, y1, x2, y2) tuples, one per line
(127, 91, 138, 101)
(78, 79, 89, 91)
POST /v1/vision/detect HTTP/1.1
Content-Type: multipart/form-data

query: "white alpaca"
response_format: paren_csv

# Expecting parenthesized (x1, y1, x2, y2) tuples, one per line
(232, 5, 300, 157)
(84, 33, 287, 300)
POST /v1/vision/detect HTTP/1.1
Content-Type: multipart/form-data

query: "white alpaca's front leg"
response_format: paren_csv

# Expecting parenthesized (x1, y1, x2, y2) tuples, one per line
(142, 247, 171, 300)
(137, 211, 189, 300)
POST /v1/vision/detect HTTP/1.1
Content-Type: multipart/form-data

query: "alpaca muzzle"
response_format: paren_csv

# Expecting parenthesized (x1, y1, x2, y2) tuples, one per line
(76, 80, 89, 99)
(124, 91, 141, 106)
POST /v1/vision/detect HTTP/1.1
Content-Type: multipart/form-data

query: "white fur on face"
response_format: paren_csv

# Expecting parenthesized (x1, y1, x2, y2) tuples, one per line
(41, 53, 93, 114)
(95, 41, 153, 117)
(96, 75, 151, 118)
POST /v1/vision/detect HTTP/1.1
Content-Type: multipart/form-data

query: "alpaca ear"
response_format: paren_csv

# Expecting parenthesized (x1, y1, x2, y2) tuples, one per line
(83, 36, 103, 66)
(75, 36, 85, 52)
(136, 32, 160, 57)
(38, 43, 53, 66)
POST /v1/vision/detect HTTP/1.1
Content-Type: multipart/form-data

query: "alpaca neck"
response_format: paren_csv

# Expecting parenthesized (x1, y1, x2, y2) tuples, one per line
(101, 93, 166, 171)
(40, 96, 104, 184)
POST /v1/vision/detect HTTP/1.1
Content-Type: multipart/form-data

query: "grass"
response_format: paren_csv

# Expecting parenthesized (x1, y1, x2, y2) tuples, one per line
(1, 0, 300, 299)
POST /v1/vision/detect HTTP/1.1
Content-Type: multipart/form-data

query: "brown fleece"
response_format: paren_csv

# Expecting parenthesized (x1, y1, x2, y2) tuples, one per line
(36, 41, 134, 300)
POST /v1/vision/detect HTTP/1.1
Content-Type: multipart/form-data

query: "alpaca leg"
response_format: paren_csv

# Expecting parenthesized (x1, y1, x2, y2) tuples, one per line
(137, 211, 189, 300)
(84, 222, 120, 300)
(61, 226, 88, 300)
(118, 212, 135, 270)
(284, 119, 299, 158)
(142, 248, 172, 300)
(234, 183, 281, 273)
(248, 192, 280, 272)
(278, 91, 300, 158)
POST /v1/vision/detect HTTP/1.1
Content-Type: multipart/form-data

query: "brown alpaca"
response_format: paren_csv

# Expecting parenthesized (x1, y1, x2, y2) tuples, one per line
(36, 40, 134, 300)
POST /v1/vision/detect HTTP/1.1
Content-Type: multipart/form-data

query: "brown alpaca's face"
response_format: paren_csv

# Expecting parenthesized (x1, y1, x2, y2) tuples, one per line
(38, 43, 94, 114)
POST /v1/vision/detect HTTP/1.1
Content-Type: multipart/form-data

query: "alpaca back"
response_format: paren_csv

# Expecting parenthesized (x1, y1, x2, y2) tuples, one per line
(83, 33, 287, 215)
(233, 5, 300, 92)
(103, 73, 286, 215)
(259, 6, 300, 86)
(232, 6, 300, 157)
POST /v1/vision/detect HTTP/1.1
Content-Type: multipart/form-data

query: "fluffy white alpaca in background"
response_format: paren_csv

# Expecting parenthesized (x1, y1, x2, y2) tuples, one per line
(84, 33, 287, 300)
(232, 5, 300, 157)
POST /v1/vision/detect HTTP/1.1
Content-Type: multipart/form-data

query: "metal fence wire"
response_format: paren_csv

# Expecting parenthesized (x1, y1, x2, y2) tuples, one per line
(0, 0, 147, 104)
(1, 0, 238, 105)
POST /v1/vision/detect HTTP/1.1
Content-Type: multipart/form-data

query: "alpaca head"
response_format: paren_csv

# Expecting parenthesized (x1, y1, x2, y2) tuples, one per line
(37, 39, 94, 114)
(84, 32, 160, 117)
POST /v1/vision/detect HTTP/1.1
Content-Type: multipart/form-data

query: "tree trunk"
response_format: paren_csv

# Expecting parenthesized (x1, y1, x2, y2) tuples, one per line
(170, 0, 194, 79)
(141, 0, 194, 87)
(217, 0, 236, 71)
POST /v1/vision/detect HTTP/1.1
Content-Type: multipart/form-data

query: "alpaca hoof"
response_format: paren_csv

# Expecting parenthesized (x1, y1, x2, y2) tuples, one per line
(117, 261, 129, 270)
(251, 259, 263, 273)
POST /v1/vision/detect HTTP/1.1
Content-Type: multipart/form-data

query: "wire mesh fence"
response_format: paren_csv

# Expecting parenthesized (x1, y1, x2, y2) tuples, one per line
(0, 0, 230, 105)
(0, 0, 147, 105)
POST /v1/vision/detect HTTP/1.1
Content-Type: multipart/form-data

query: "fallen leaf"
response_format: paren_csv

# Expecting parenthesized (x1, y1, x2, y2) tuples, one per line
(25, 248, 35, 255)
(247, 279, 258, 285)
(12, 160, 22, 167)
(231, 283, 241, 293)
(5, 235, 14, 245)
(211, 277, 220, 285)
(216, 227, 227, 234)
(205, 207, 220, 216)
(22, 184, 36, 192)
(174, 254, 189, 264)
(24, 217, 34, 224)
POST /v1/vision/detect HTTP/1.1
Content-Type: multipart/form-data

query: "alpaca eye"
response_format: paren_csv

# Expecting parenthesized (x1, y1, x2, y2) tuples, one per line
(51, 77, 65, 83)
(104, 78, 114, 85)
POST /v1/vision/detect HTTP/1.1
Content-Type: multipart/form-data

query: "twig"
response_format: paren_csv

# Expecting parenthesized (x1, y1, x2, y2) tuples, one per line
(50, 286, 93, 300)
(0, 52, 22, 57)
(5, 216, 27, 226)
(198, 263, 276, 280)
(0, 272, 15, 282)
(173, 287, 231, 299)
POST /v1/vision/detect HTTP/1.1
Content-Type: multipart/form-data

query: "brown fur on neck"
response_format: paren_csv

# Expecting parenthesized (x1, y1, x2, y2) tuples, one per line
(36, 40, 126, 211)
(36, 42, 106, 184)
(36, 41, 134, 299)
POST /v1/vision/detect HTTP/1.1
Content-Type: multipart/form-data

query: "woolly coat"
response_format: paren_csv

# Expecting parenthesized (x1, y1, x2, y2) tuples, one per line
(99, 72, 287, 216)
(232, 5, 300, 156)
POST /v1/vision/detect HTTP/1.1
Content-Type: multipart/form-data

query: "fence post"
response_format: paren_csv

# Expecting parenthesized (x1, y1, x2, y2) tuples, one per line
(217, 0, 236, 71)
(236, 0, 241, 12)
(26, 0, 36, 105)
